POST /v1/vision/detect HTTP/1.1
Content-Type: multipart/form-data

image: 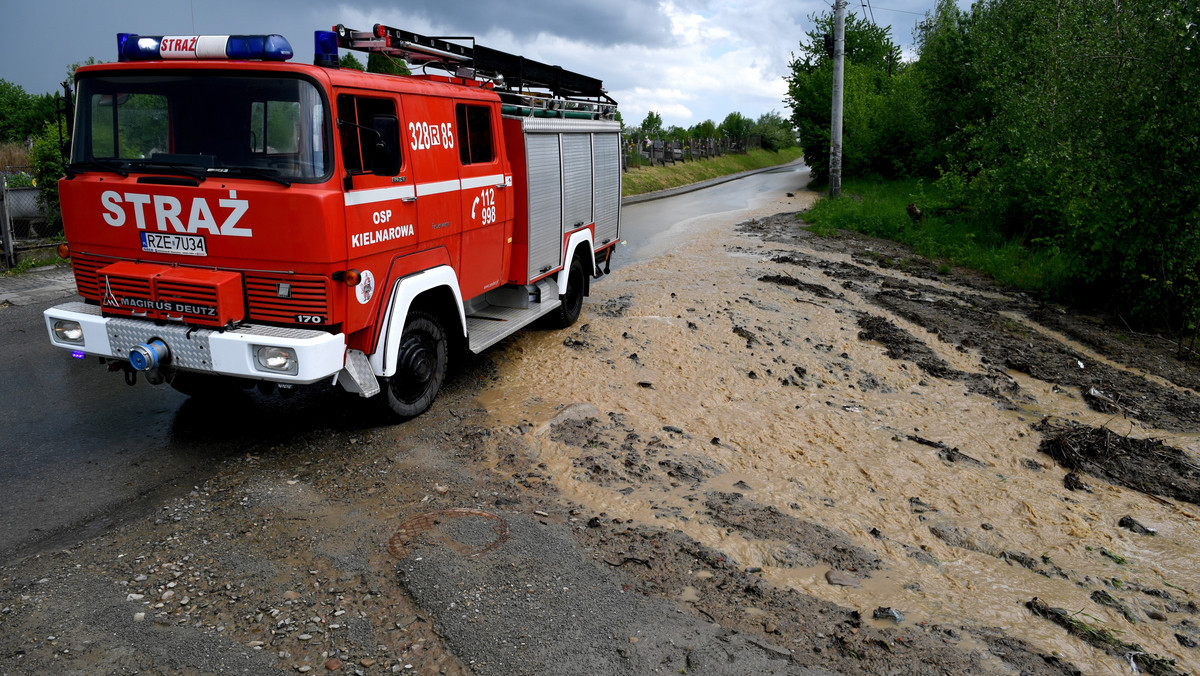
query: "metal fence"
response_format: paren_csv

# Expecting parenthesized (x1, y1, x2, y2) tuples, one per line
(2, 168, 62, 269)
(622, 133, 762, 171)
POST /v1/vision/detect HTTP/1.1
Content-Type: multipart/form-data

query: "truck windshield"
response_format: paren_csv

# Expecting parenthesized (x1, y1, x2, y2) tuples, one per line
(72, 73, 330, 182)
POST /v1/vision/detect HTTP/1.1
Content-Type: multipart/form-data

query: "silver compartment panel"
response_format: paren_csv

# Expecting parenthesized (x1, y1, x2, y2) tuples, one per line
(107, 318, 215, 371)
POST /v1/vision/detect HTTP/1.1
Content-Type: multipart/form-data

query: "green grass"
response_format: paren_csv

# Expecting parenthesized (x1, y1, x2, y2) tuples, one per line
(2, 247, 64, 275)
(803, 178, 1074, 298)
(622, 147, 803, 197)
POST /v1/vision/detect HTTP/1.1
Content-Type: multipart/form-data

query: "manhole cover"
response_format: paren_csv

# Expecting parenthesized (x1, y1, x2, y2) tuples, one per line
(388, 508, 510, 560)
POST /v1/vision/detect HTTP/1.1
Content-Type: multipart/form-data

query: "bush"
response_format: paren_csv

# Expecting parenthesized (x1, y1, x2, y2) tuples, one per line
(4, 171, 33, 188)
(785, 12, 920, 183)
(792, 0, 1200, 336)
(753, 111, 795, 152)
(29, 120, 66, 221)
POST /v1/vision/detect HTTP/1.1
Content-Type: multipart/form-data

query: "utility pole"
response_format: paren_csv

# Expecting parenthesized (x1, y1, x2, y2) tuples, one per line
(830, 0, 845, 197)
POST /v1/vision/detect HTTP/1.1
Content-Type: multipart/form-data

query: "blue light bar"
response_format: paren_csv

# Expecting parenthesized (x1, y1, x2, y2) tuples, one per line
(118, 33, 163, 61)
(227, 34, 294, 60)
(71, 350, 86, 359)
(314, 30, 339, 68)
(116, 33, 293, 62)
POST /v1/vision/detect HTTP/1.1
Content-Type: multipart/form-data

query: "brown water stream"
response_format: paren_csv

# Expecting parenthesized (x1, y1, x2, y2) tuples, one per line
(476, 191, 1200, 674)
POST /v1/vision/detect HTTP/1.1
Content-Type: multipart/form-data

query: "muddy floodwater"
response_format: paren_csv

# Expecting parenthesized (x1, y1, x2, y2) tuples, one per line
(4, 184, 1200, 676)
(478, 190, 1200, 674)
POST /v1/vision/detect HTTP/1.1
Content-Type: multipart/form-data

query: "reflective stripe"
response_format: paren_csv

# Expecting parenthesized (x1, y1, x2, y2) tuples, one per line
(344, 185, 416, 206)
(343, 173, 505, 206)
(460, 174, 506, 190)
(416, 179, 462, 197)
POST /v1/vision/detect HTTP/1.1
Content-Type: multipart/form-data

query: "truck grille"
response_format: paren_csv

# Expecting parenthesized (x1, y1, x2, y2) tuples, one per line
(95, 262, 245, 327)
(245, 273, 330, 325)
(98, 261, 163, 318)
(70, 253, 107, 301)
(156, 268, 243, 326)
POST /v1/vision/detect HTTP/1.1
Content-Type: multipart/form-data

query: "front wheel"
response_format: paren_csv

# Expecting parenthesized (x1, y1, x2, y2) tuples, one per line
(385, 311, 447, 419)
(545, 256, 586, 329)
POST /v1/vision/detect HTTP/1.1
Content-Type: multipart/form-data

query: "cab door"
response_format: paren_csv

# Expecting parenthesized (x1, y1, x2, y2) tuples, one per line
(338, 92, 416, 330)
(454, 100, 511, 300)
(400, 94, 462, 259)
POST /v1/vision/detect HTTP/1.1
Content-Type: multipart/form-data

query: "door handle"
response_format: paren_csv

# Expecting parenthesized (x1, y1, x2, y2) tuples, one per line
(401, 196, 416, 203)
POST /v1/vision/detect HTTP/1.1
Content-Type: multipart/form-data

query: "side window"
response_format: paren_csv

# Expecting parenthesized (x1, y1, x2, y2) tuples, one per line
(455, 103, 495, 165)
(337, 94, 399, 174)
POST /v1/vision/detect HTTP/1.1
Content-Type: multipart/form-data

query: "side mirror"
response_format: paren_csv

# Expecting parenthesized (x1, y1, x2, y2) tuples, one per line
(370, 114, 401, 177)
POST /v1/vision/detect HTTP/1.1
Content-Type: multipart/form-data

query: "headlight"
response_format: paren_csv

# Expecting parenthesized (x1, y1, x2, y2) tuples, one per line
(253, 345, 298, 375)
(53, 320, 84, 344)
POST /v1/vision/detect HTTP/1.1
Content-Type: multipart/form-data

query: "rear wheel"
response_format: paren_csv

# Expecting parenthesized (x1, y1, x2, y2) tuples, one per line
(386, 311, 447, 419)
(546, 256, 586, 329)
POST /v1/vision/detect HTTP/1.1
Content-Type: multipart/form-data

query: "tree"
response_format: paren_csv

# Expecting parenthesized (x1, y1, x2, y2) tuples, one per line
(67, 57, 103, 81)
(639, 111, 663, 137)
(367, 53, 410, 76)
(30, 120, 66, 220)
(911, 0, 983, 168)
(792, 11, 900, 74)
(719, 112, 753, 140)
(942, 0, 1200, 326)
(0, 80, 57, 145)
(689, 119, 717, 138)
(785, 10, 905, 183)
(753, 111, 795, 152)
(338, 52, 411, 75)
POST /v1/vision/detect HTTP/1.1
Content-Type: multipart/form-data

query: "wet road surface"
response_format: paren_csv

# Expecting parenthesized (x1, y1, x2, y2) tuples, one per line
(0, 163, 812, 564)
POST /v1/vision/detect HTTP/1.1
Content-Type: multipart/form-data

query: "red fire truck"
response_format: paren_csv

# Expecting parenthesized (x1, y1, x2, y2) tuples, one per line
(43, 24, 621, 418)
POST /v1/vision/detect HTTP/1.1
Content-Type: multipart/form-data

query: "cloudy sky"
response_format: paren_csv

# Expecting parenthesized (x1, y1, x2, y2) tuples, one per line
(1, 0, 937, 129)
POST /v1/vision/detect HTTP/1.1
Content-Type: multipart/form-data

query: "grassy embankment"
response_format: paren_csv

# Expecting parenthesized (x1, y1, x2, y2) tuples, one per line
(803, 178, 1074, 297)
(622, 147, 803, 197)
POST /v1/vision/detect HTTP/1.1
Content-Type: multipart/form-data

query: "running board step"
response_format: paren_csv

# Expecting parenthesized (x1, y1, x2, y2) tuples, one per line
(466, 278, 561, 353)
(339, 348, 380, 398)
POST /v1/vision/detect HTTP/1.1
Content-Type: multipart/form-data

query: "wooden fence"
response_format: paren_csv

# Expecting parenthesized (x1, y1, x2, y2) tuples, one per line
(622, 133, 762, 171)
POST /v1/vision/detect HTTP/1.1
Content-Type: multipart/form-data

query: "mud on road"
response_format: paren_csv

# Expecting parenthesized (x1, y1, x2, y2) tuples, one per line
(3, 190, 1200, 675)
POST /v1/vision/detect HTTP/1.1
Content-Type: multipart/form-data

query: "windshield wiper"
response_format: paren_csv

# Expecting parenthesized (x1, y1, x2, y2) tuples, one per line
(66, 159, 129, 177)
(128, 161, 208, 182)
(206, 166, 292, 187)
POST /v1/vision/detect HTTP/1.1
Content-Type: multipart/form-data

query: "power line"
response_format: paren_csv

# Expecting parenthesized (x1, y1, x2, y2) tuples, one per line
(870, 5, 928, 15)
(828, 2, 929, 16)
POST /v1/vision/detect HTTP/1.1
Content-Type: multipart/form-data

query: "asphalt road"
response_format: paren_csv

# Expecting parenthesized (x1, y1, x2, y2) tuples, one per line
(0, 162, 811, 565)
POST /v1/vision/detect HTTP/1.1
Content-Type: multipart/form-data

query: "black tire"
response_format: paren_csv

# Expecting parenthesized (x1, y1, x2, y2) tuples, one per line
(168, 371, 245, 397)
(385, 311, 447, 419)
(546, 256, 586, 329)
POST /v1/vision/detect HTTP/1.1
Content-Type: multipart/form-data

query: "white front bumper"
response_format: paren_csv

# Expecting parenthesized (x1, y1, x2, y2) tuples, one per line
(44, 302, 347, 384)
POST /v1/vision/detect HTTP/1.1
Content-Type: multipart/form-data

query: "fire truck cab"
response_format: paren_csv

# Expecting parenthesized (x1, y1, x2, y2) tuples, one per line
(43, 25, 621, 418)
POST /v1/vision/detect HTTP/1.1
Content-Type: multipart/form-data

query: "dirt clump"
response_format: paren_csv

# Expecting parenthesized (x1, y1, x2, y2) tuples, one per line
(575, 524, 1080, 676)
(1026, 597, 1185, 676)
(1036, 418, 1200, 505)
(743, 213, 1200, 433)
(702, 491, 881, 573)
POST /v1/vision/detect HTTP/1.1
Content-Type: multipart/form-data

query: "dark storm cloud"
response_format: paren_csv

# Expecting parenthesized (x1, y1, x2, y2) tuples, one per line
(406, 0, 674, 47)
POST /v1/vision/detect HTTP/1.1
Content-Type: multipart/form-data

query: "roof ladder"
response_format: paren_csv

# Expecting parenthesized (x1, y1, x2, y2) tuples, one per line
(334, 24, 473, 67)
(333, 23, 609, 100)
